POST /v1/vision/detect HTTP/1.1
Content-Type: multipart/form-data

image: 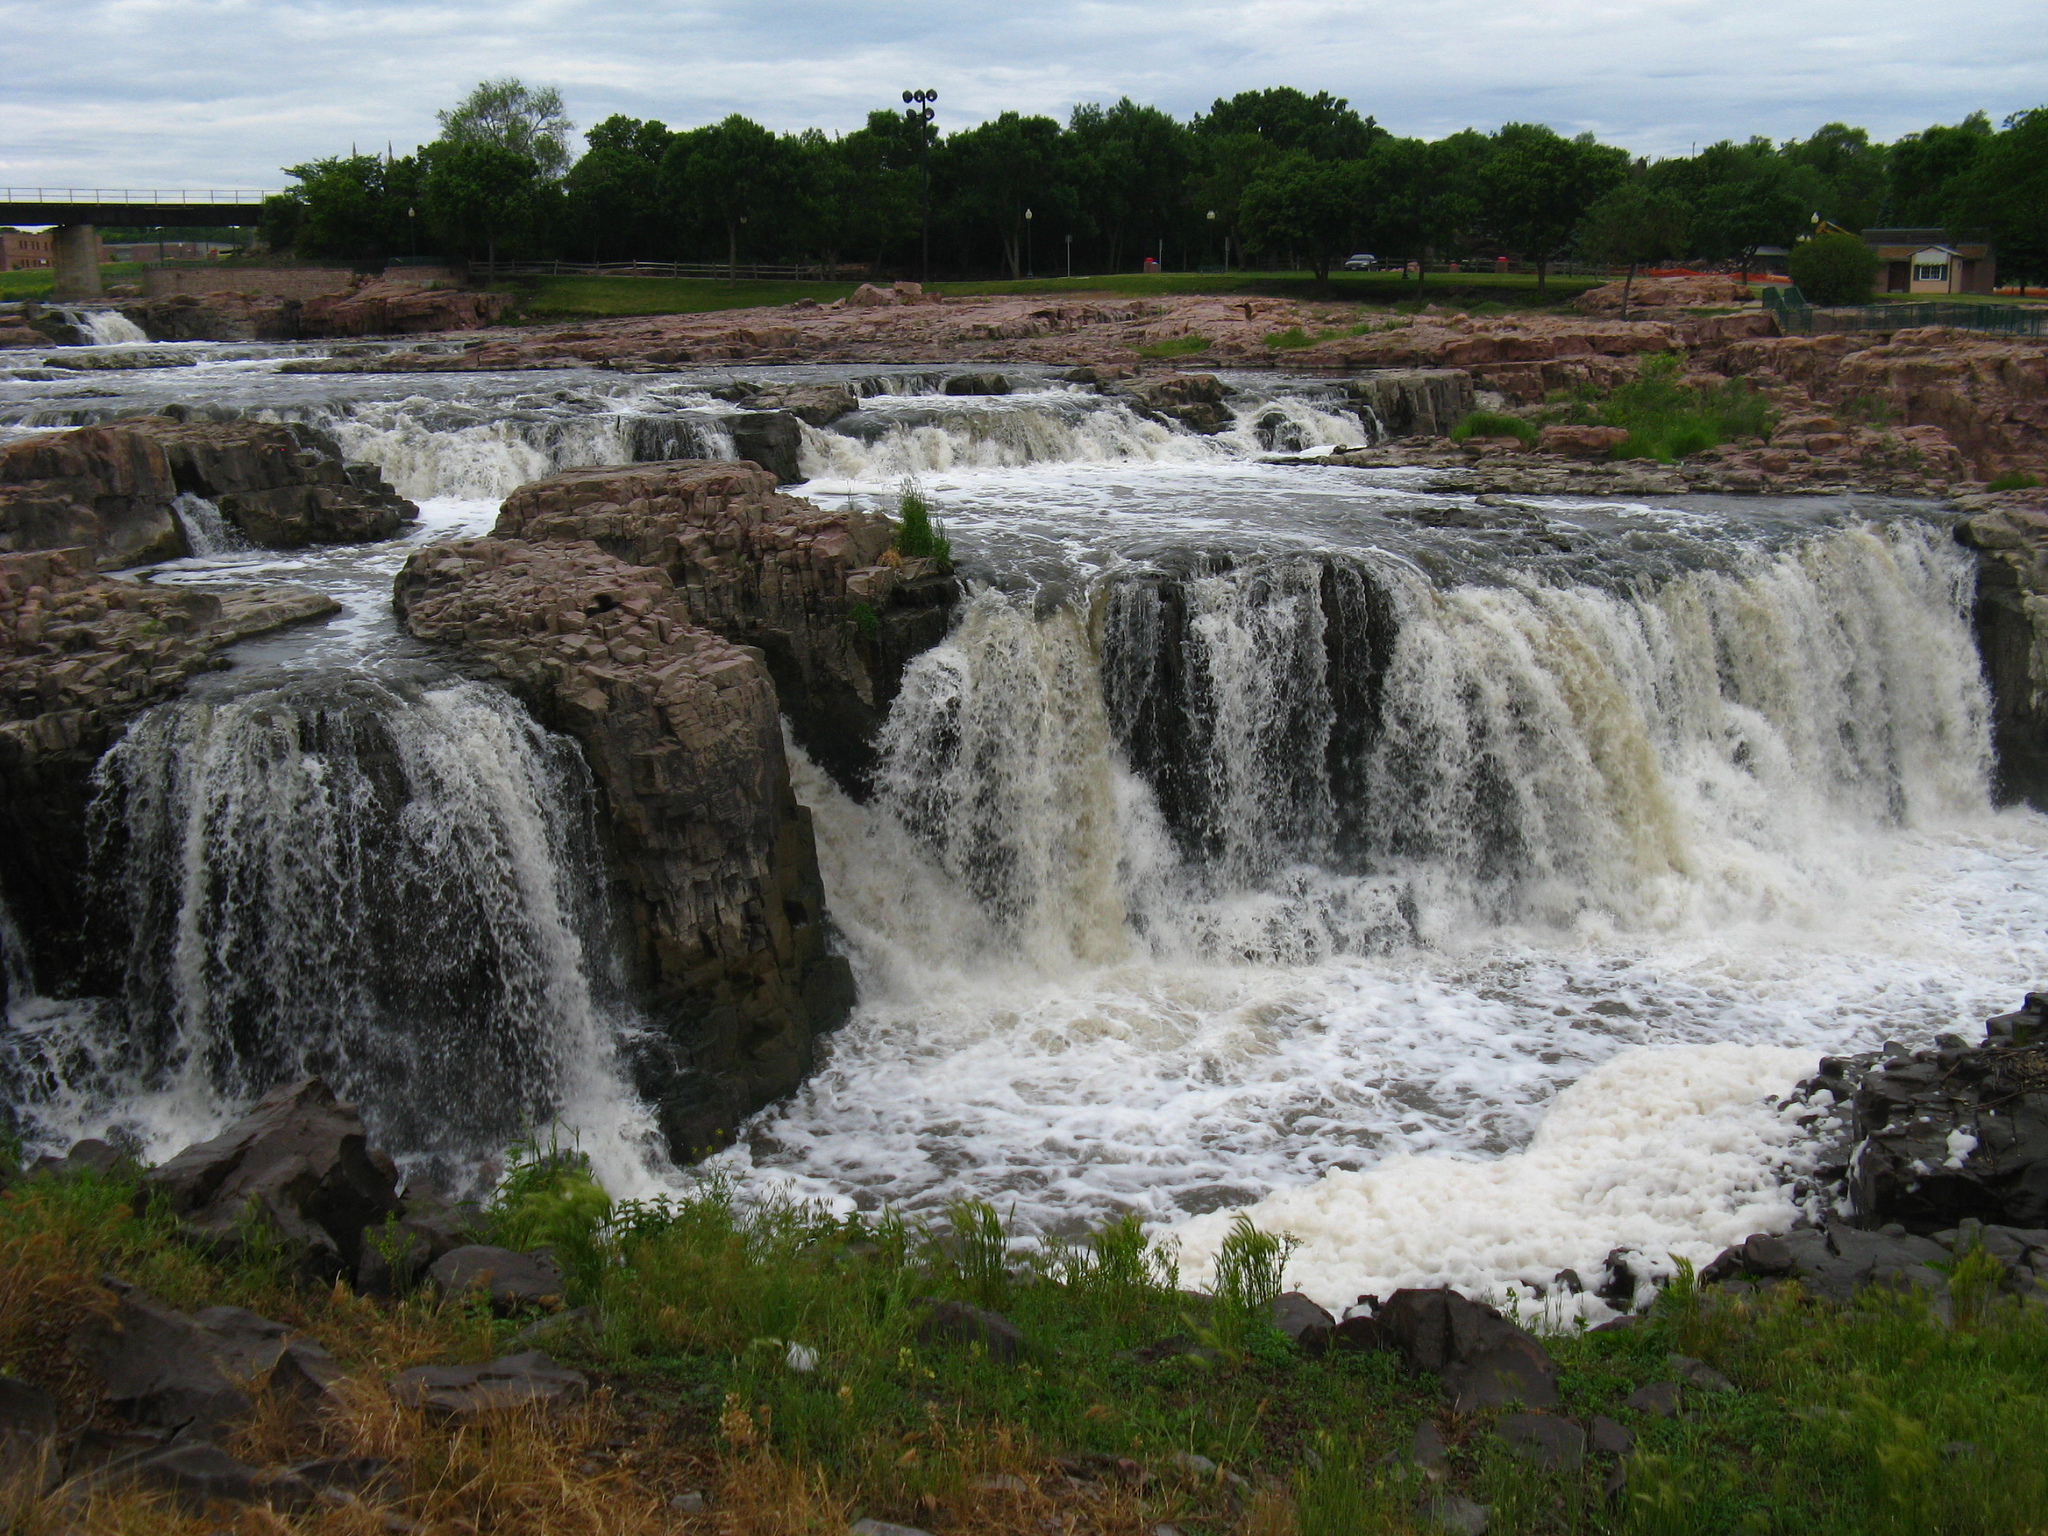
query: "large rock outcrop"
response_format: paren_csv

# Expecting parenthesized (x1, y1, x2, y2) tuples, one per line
(393, 537, 856, 1156)
(0, 418, 414, 566)
(120, 275, 509, 344)
(0, 547, 336, 988)
(1344, 368, 1475, 439)
(1954, 495, 2048, 807)
(491, 460, 956, 790)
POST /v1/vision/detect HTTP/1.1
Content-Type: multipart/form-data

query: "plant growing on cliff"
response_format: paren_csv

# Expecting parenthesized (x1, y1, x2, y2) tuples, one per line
(893, 489, 953, 566)
(1989, 470, 2042, 492)
(1788, 230, 1880, 305)
(1547, 353, 1775, 461)
(1450, 410, 1537, 445)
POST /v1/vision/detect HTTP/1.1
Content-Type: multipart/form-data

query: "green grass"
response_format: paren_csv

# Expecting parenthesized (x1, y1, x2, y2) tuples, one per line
(495, 274, 864, 320)
(1137, 332, 1213, 358)
(1988, 470, 2042, 492)
(7, 1152, 2048, 1535)
(1541, 354, 1776, 463)
(1451, 410, 1540, 445)
(0, 262, 150, 300)
(892, 489, 952, 565)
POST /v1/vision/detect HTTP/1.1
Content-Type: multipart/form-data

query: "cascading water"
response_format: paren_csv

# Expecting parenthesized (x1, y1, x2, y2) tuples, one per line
(6, 676, 656, 1182)
(169, 493, 246, 556)
(50, 307, 151, 346)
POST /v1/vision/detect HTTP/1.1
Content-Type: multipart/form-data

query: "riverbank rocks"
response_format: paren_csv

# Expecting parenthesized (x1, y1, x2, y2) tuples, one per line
(143, 1079, 402, 1282)
(390, 1353, 589, 1421)
(120, 275, 509, 343)
(1344, 368, 1474, 439)
(1117, 373, 1232, 434)
(0, 417, 414, 565)
(738, 382, 858, 426)
(491, 459, 956, 790)
(394, 537, 856, 1158)
(915, 1301, 1026, 1363)
(72, 1280, 343, 1434)
(427, 1245, 566, 1314)
(1571, 274, 1755, 315)
(0, 548, 338, 989)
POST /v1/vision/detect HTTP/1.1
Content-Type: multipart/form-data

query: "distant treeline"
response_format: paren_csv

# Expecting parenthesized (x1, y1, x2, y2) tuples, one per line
(259, 81, 2048, 284)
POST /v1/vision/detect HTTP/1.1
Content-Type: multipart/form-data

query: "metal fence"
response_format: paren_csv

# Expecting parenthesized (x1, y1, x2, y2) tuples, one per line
(1766, 287, 2047, 339)
(0, 187, 273, 205)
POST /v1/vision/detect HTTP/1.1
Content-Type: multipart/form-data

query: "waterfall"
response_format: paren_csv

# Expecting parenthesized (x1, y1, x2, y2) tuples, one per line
(859, 520, 1991, 965)
(64, 676, 649, 1173)
(54, 307, 151, 346)
(170, 493, 247, 556)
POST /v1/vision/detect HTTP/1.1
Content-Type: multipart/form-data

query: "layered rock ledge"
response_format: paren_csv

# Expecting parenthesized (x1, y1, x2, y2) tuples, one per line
(492, 460, 955, 788)
(394, 537, 856, 1158)
(1, 417, 415, 567)
(0, 547, 338, 990)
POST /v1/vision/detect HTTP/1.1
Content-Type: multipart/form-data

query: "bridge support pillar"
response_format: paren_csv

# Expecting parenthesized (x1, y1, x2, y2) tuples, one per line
(50, 224, 103, 300)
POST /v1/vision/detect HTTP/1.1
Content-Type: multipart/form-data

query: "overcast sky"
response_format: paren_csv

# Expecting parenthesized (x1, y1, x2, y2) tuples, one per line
(3, 0, 2043, 190)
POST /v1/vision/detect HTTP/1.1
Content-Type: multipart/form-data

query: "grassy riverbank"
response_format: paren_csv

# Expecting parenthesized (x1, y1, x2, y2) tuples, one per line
(489, 269, 1603, 323)
(4, 1147, 2045, 1536)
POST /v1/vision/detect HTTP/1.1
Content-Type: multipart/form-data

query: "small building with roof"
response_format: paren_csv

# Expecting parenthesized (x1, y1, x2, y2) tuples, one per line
(1862, 228, 1996, 294)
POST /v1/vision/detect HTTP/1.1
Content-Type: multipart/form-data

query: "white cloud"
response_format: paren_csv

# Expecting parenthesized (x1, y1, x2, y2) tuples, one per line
(1, 0, 2041, 188)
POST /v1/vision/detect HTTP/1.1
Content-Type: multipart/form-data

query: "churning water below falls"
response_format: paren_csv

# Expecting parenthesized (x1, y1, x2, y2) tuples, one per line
(5, 351, 2047, 1317)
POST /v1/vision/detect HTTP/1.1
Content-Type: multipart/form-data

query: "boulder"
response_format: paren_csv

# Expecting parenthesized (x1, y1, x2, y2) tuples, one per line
(389, 1352, 587, 1420)
(0, 426, 184, 566)
(1119, 373, 1233, 435)
(847, 283, 901, 307)
(739, 383, 858, 427)
(1345, 369, 1475, 439)
(915, 1300, 1025, 1364)
(944, 372, 1010, 396)
(70, 1282, 342, 1435)
(1270, 1291, 1335, 1354)
(1536, 425, 1630, 460)
(426, 1245, 566, 1314)
(1372, 1287, 1560, 1411)
(142, 1079, 401, 1281)
(724, 410, 805, 484)
(1495, 1413, 1583, 1471)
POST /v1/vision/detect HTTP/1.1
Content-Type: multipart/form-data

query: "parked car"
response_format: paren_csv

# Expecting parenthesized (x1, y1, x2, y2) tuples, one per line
(1342, 253, 1377, 271)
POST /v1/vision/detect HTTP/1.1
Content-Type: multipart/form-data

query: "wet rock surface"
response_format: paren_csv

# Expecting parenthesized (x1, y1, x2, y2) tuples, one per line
(394, 536, 855, 1158)
(1366, 1287, 1561, 1411)
(1955, 494, 2048, 807)
(120, 275, 509, 344)
(0, 417, 414, 566)
(426, 1245, 566, 1314)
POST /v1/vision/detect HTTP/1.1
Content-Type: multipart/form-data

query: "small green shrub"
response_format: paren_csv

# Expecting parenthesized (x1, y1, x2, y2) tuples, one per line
(1204, 1214, 1296, 1352)
(1788, 231, 1880, 306)
(848, 600, 880, 640)
(488, 1127, 614, 1299)
(1137, 333, 1209, 358)
(1449, 410, 1537, 445)
(1554, 353, 1775, 461)
(1263, 326, 1314, 348)
(1988, 470, 2042, 492)
(893, 489, 952, 566)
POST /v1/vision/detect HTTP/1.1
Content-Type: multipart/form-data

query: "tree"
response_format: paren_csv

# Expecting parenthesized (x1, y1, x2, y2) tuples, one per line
(420, 141, 540, 268)
(1780, 122, 1888, 233)
(1655, 139, 1808, 274)
(563, 115, 671, 262)
(1068, 98, 1189, 272)
(1477, 124, 1627, 289)
(1237, 153, 1364, 285)
(437, 79, 576, 181)
(1949, 107, 2048, 284)
(1884, 113, 1992, 225)
(1788, 229, 1879, 303)
(659, 115, 797, 276)
(940, 112, 1070, 277)
(273, 153, 418, 263)
(1578, 176, 1692, 317)
(1195, 87, 1379, 160)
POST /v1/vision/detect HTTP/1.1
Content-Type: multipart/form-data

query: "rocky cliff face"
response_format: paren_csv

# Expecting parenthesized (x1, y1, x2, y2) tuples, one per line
(0, 418, 414, 566)
(393, 538, 855, 1157)
(0, 548, 337, 991)
(121, 277, 510, 344)
(1955, 494, 2048, 806)
(493, 460, 956, 791)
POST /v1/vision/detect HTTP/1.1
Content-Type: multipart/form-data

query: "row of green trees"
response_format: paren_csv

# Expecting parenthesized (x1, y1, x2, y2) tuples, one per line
(261, 81, 2048, 285)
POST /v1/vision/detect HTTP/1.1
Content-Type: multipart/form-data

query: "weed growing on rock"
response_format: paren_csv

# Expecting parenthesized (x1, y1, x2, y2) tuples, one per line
(1988, 469, 2042, 492)
(1451, 410, 1539, 445)
(1137, 333, 1211, 358)
(1542, 354, 1776, 462)
(893, 487, 952, 566)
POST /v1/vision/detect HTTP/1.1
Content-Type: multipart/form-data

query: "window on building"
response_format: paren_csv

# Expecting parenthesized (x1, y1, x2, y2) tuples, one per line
(1914, 262, 1949, 283)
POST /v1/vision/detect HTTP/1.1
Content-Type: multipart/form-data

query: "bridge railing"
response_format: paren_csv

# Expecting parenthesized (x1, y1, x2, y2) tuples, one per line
(0, 189, 275, 205)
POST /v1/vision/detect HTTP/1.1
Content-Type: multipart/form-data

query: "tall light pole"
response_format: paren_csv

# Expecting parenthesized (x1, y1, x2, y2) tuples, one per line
(1025, 207, 1033, 278)
(1065, 231, 1072, 279)
(902, 88, 937, 283)
(1207, 208, 1216, 271)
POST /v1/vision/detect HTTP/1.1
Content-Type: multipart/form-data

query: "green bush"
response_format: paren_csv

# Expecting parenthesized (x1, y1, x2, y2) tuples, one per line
(1988, 470, 2042, 492)
(893, 489, 953, 566)
(1547, 353, 1775, 462)
(1788, 231, 1880, 306)
(1136, 333, 1210, 358)
(1450, 410, 1538, 445)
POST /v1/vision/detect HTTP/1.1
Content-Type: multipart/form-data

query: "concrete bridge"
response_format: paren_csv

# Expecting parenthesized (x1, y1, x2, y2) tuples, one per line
(1, 190, 271, 300)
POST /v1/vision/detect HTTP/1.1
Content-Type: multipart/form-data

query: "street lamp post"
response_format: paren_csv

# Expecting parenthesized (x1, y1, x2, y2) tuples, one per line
(902, 88, 937, 284)
(1065, 232, 1072, 279)
(1206, 208, 1215, 271)
(1025, 207, 1033, 278)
